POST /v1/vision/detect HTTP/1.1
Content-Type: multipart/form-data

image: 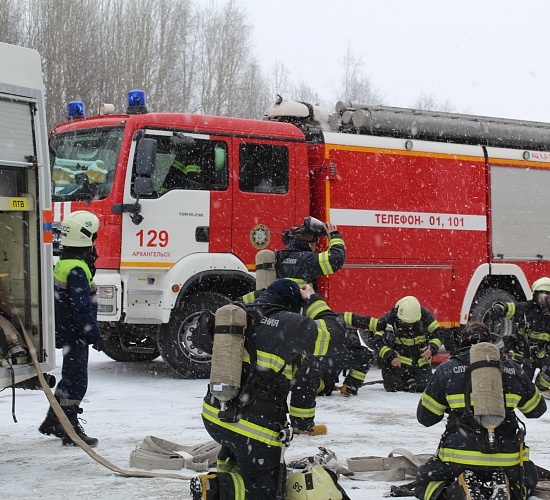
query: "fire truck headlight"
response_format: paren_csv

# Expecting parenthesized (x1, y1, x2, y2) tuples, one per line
(97, 285, 117, 316)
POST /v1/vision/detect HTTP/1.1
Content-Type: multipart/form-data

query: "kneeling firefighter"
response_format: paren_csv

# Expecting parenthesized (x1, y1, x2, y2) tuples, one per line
(415, 322, 547, 500)
(194, 279, 349, 500)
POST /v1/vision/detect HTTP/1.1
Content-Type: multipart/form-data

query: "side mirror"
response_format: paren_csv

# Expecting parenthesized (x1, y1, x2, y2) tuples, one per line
(134, 177, 154, 196)
(136, 138, 157, 176)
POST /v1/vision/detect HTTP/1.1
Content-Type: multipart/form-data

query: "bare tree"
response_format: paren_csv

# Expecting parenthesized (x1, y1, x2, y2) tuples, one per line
(195, 0, 252, 116)
(337, 46, 383, 105)
(412, 93, 456, 112)
(0, 0, 24, 45)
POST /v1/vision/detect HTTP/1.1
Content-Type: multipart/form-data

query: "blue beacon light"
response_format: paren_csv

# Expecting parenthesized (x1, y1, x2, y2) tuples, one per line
(127, 90, 147, 114)
(68, 101, 85, 120)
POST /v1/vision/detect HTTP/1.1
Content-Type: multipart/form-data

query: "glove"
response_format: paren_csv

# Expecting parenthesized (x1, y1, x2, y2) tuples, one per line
(491, 301, 506, 319)
(376, 318, 387, 332)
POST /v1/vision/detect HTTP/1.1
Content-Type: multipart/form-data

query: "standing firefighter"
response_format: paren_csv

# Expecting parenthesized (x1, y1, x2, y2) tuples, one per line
(38, 210, 102, 447)
(491, 277, 550, 396)
(374, 296, 442, 393)
(279, 218, 346, 435)
(415, 322, 547, 500)
(243, 216, 347, 435)
(195, 279, 347, 499)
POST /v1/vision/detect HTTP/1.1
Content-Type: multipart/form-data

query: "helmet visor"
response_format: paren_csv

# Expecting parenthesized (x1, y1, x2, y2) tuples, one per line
(535, 291, 550, 311)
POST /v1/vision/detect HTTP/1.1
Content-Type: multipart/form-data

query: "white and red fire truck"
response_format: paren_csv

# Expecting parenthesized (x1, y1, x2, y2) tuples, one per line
(0, 42, 55, 390)
(48, 91, 550, 377)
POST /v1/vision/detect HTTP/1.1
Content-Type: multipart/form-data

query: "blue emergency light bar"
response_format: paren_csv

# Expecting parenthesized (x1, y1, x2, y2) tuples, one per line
(127, 90, 148, 114)
(68, 101, 85, 120)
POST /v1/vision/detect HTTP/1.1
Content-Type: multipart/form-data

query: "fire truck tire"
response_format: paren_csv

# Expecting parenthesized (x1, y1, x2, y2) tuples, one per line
(469, 288, 515, 338)
(158, 291, 231, 379)
(99, 333, 161, 362)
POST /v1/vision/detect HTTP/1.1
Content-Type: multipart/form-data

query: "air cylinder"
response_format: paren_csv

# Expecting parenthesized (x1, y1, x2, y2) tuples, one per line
(470, 342, 505, 441)
(255, 249, 276, 290)
(209, 304, 247, 403)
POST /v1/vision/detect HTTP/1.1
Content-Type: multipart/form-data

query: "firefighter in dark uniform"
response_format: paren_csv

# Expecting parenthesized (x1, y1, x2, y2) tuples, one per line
(374, 296, 442, 393)
(243, 217, 347, 435)
(324, 311, 386, 396)
(415, 322, 547, 500)
(278, 217, 347, 435)
(196, 279, 347, 499)
(39, 210, 102, 446)
(491, 277, 550, 396)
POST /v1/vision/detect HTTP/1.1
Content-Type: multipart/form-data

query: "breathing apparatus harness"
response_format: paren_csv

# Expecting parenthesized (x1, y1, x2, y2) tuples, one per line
(443, 348, 526, 460)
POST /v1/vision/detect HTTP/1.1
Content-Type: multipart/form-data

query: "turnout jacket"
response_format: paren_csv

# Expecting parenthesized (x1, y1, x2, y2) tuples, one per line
(202, 292, 345, 447)
(276, 231, 346, 286)
(373, 306, 442, 367)
(417, 351, 546, 471)
(501, 300, 550, 363)
(53, 258, 102, 347)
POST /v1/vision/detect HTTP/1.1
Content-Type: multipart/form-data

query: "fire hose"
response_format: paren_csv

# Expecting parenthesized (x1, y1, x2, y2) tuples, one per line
(17, 315, 195, 481)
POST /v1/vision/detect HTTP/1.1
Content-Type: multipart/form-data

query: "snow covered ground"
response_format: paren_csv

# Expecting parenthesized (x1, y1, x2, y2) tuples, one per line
(2, 349, 550, 499)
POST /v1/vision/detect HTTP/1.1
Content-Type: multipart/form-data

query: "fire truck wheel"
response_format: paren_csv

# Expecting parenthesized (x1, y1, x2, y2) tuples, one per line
(469, 288, 515, 339)
(158, 291, 231, 379)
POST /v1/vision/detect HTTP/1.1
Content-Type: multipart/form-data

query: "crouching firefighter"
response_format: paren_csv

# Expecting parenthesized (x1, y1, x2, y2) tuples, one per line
(415, 322, 547, 500)
(193, 279, 348, 499)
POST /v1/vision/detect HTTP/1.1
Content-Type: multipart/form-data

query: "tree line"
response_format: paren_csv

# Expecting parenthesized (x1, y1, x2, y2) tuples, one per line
(1, 0, 453, 131)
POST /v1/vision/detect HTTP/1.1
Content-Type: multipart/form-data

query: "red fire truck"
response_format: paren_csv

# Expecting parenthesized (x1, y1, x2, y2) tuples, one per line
(49, 91, 550, 377)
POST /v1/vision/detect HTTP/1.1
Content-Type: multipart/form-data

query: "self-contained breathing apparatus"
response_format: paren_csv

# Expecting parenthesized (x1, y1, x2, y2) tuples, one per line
(207, 302, 287, 423)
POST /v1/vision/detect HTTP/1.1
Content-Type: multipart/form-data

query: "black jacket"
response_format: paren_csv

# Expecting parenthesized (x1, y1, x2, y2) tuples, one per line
(276, 231, 346, 285)
(417, 349, 546, 471)
(373, 306, 442, 366)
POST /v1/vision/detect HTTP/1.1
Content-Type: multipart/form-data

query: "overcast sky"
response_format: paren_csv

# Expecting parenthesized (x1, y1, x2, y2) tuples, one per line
(223, 0, 549, 123)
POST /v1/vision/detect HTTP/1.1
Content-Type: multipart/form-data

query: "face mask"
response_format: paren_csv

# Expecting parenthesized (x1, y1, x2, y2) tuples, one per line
(535, 292, 550, 314)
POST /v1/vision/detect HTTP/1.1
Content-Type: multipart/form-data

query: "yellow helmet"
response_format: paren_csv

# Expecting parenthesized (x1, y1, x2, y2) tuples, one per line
(286, 465, 343, 500)
(396, 296, 421, 324)
(60, 210, 100, 247)
(532, 277, 550, 298)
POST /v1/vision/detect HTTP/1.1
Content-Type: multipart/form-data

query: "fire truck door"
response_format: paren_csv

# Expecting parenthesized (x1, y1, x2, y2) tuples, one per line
(229, 140, 301, 269)
(120, 132, 229, 270)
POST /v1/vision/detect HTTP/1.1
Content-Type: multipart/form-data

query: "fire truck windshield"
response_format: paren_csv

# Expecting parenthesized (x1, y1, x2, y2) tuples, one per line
(50, 126, 124, 201)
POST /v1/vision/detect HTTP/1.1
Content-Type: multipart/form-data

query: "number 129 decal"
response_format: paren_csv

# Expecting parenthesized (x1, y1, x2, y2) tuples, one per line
(136, 229, 169, 247)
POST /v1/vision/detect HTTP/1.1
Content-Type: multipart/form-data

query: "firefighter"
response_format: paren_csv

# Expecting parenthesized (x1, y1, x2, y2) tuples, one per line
(316, 311, 386, 396)
(158, 155, 202, 194)
(279, 218, 347, 435)
(491, 277, 550, 396)
(196, 279, 347, 499)
(415, 322, 547, 500)
(38, 210, 102, 447)
(374, 296, 442, 393)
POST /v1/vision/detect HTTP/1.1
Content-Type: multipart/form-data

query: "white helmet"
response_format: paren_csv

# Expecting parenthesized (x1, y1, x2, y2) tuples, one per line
(396, 296, 421, 324)
(60, 210, 99, 247)
(531, 277, 550, 298)
(286, 465, 343, 500)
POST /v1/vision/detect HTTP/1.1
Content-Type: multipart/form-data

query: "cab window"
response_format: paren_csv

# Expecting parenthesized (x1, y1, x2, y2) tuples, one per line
(239, 143, 289, 194)
(134, 134, 228, 197)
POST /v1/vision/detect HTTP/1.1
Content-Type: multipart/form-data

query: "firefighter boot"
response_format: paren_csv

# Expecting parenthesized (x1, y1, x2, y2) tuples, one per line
(489, 470, 510, 500)
(190, 472, 220, 500)
(337, 384, 358, 396)
(38, 406, 64, 438)
(292, 424, 328, 436)
(62, 413, 98, 447)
